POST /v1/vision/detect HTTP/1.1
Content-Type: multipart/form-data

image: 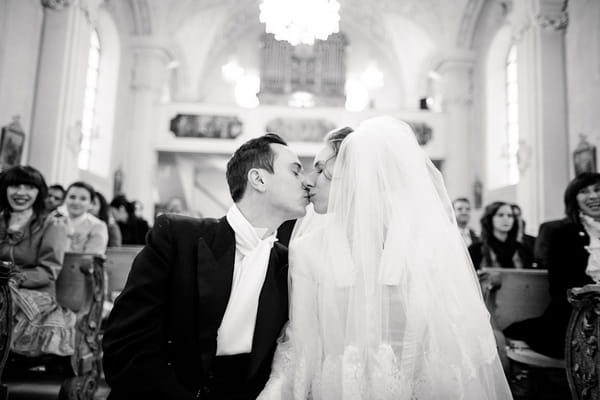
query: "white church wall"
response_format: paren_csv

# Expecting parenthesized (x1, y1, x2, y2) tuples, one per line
(102, 1, 137, 201)
(0, 0, 44, 165)
(28, 1, 107, 188)
(383, 14, 436, 110)
(200, 25, 263, 106)
(566, 0, 600, 175)
(172, 7, 227, 102)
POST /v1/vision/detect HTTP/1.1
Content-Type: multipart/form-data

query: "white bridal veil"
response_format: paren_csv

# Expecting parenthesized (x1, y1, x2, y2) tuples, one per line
(262, 116, 513, 400)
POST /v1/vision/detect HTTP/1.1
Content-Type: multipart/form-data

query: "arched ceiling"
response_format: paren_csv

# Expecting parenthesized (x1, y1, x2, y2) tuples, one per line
(126, 0, 483, 49)
(122, 0, 485, 103)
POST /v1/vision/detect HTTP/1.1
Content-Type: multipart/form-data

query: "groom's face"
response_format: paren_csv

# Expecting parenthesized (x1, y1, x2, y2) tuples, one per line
(262, 144, 309, 220)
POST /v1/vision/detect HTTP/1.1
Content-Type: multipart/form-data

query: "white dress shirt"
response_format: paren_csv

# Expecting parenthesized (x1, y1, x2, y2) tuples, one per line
(216, 205, 277, 355)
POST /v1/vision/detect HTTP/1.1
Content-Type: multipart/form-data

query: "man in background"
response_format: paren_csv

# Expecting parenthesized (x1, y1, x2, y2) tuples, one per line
(44, 184, 66, 214)
(110, 195, 149, 245)
(453, 197, 479, 247)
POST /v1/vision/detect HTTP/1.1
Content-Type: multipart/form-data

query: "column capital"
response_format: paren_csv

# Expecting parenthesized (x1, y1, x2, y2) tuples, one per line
(533, 10, 568, 31)
(509, 0, 568, 42)
(531, 0, 569, 31)
(42, 0, 105, 26)
(41, 0, 74, 10)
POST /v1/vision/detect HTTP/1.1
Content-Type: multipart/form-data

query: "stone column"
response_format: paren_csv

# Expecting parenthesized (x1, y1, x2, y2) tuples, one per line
(512, 0, 569, 228)
(122, 44, 169, 220)
(438, 57, 476, 200)
(29, 0, 103, 184)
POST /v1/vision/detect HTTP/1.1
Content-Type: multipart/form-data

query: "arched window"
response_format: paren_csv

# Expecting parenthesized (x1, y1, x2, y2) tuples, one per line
(505, 45, 519, 184)
(78, 29, 101, 170)
(78, 10, 120, 178)
(485, 26, 519, 190)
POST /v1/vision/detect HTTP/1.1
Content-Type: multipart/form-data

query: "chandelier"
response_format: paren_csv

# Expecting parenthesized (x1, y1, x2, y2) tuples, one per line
(259, 0, 341, 46)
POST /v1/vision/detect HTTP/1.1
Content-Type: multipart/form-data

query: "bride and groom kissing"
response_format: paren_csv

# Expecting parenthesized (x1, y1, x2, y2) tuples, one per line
(102, 116, 513, 400)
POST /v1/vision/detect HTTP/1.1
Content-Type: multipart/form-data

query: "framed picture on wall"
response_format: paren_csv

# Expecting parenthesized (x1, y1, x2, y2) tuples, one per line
(0, 118, 25, 171)
(573, 134, 597, 176)
(169, 114, 243, 139)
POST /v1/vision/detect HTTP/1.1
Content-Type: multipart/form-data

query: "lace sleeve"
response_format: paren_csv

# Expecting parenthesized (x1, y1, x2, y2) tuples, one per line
(258, 322, 294, 399)
(259, 261, 319, 400)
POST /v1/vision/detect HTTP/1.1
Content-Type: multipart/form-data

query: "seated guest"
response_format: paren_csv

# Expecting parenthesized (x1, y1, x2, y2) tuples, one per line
(133, 199, 144, 218)
(504, 173, 599, 358)
(64, 182, 108, 254)
(90, 190, 122, 247)
(469, 201, 534, 269)
(452, 197, 479, 246)
(534, 218, 569, 269)
(0, 166, 74, 356)
(110, 195, 149, 245)
(132, 198, 151, 228)
(511, 203, 537, 261)
(44, 184, 65, 214)
(165, 196, 185, 214)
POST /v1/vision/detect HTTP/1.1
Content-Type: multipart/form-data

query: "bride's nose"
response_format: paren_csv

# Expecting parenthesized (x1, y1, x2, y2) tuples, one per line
(302, 173, 315, 189)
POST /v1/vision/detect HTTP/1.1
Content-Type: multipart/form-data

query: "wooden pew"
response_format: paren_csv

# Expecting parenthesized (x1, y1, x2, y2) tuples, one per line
(479, 268, 551, 331)
(478, 268, 564, 365)
(566, 284, 600, 400)
(57, 252, 105, 400)
(479, 268, 567, 397)
(105, 246, 143, 302)
(0, 262, 11, 400)
(2, 252, 105, 400)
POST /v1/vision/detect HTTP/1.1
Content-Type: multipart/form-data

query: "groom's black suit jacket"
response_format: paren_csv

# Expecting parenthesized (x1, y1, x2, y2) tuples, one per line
(102, 214, 289, 400)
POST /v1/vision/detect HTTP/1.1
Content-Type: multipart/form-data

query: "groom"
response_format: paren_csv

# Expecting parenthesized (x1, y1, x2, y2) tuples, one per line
(102, 133, 308, 400)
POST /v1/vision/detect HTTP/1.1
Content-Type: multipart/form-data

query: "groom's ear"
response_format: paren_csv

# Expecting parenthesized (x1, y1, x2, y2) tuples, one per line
(248, 168, 267, 193)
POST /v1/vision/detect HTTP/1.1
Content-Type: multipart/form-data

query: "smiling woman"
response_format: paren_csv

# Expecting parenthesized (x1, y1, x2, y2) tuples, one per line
(576, 182, 600, 218)
(64, 181, 108, 255)
(0, 166, 75, 357)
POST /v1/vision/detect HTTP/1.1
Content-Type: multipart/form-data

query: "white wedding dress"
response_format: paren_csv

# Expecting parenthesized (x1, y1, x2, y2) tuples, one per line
(259, 116, 513, 400)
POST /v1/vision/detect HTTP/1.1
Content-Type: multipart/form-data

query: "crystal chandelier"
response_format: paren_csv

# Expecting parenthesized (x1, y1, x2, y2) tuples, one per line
(259, 0, 341, 46)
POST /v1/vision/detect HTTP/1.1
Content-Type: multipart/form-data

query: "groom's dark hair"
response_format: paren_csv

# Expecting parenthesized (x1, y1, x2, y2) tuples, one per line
(226, 133, 288, 202)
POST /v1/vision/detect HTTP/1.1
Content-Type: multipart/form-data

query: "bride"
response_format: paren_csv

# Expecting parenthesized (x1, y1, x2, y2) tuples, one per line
(259, 116, 513, 399)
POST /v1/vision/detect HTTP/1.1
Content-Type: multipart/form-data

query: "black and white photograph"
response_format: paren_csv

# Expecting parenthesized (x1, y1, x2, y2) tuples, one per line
(0, 1, 598, 400)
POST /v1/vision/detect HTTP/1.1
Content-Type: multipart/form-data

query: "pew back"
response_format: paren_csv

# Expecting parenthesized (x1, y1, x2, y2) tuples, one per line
(479, 268, 550, 330)
(105, 246, 143, 300)
(56, 252, 98, 313)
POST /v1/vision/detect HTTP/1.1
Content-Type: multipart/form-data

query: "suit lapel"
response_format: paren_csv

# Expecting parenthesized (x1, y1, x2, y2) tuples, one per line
(196, 218, 235, 350)
(194, 219, 289, 378)
(248, 245, 289, 377)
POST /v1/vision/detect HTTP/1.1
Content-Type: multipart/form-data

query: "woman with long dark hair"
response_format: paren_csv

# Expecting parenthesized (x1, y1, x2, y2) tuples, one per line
(0, 166, 75, 356)
(468, 201, 533, 269)
(90, 190, 122, 247)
